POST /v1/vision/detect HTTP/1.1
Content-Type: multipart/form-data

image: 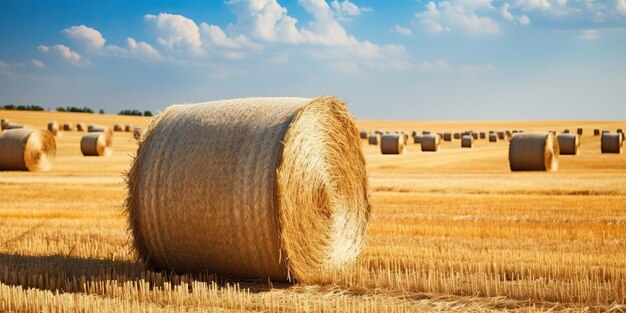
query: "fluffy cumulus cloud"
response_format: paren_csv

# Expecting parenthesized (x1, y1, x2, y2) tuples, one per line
(515, 0, 552, 10)
(63, 25, 106, 50)
(127, 38, 163, 60)
(31, 59, 45, 68)
(395, 24, 413, 36)
(145, 13, 203, 54)
(618, 0, 626, 14)
(416, 1, 502, 35)
(330, 0, 372, 17)
(37, 44, 88, 66)
(415, 59, 495, 73)
(500, 3, 531, 24)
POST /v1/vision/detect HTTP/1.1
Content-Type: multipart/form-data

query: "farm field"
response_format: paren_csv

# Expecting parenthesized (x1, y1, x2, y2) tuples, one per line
(0, 110, 625, 312)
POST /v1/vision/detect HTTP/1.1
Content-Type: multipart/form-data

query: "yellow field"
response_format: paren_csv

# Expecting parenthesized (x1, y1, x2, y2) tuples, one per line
(0, 110, 625, 312)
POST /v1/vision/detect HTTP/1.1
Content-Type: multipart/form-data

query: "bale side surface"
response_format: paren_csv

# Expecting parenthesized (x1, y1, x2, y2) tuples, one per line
(76, 123, 85, 131)
(509, 132, 559, 172)
(88, 125, 113, 146)
(489, 133, 498, 142)
(461, 135, 472, 148)
(380, 134, 404, 154)
(421, 134, 439, 152)
(557, 133, 579, 155)
(80, 132, 112, 156)
(63, 123, 74, 131)
(0, 129, 56, 171)
(367, 134, 379, 145)
(125, 97, 369, 283)
(601, 133, 622, 154)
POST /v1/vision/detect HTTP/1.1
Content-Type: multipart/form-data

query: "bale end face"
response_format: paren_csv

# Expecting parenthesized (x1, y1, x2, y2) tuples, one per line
(557, 133, 579, 155)
(0, 129, 56, 171)
(81, 132, 112, 157)
(380, 134, 405, 154)
(601, 133, 622, 154)
(509, 132, 559, 172)
(421, 134, 440, 152)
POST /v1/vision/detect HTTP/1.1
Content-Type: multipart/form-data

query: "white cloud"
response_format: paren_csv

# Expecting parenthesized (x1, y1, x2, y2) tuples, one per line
(63, 25, 106, 50)
(416, 1, 501, 35)
(0, 60, 24, 68)
(500, 3, 531, 25)
(31, 59, 45, 68)
(199, 23, 258, 49)
(37, 44, 89, 66)
(618, 0, 626, 14)
(515, 0, 551, 10)
(330, 0, 372, 17)
(395, 24, 413, 36)
(127, 38, 163, 60)
(226, 0, 303, 43)
(145, 13, 203, 54)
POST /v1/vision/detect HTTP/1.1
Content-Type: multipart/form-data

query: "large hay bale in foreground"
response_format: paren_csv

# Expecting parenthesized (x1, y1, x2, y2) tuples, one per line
(509, 133, 559, 172)
(368, 134, 379, 145)
(0, 129, 56, 171)
(557, 133, 579, 155)
(47, 121, 60, 136)
(601, 133, 622, 154)
(125, 97, 370, 282)
(489, 133, 498, 142)
(421, 134, 440, 152)
(381, 134, 405, 154)
(461, 135, 472, 148)
(80, 132, 112, 156)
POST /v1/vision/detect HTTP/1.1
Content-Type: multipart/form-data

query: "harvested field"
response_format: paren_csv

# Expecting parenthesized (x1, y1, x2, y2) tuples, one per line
(0, 110, 625, 312)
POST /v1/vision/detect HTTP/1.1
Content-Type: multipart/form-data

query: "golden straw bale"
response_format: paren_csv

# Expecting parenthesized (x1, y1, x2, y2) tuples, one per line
(489, 133, 498, 142)
(6, 123, 25, 130)
(601, 133, 622, 154)
(461, 135, 472, 148)
(80, 132, 112, 157)
(368, 134, 379, 145)
(557, 133, 579, 155)
(88, 125, 113, 146)
(76, 123, 86, 131)
(509, 132, 559, 172)
(359, 130, 368, 139)
(0, 119, 8, 130)
(577, 128, 583, 135)
(125, 125, 133, 132)
(413, 135, 422, 144)
(479, 132, 486, 139)
(63, 123, 74, 131)
(0, 128, 56, 171)
(381, 134, 405, 154)
(114, 124, 123, 132)
(443, 132, 452, 141)
(125, 97, 370, 283)
(594, 129, 600, 136)
(47, 121, 60, 136)
(421, 134, 440, 152)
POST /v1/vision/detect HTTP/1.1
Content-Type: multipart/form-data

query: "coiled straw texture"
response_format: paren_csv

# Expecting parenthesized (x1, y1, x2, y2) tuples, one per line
(509, 132, 559, 172)
(88, 125, 113, 146)
(0, 129, 56, 171)
(125, 97, 370, 283)
(557, 133, 579, 155)
(380, 134, 405, 154)
(80, 133, 112, 156)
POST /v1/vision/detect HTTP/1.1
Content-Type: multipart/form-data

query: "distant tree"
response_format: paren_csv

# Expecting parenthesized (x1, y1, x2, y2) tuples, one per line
(2, 104, 44, 111)
(143, 110, 153, 117)
(99, 109, 105, 114)
(56, 106, 93, 113)
(56, 107, 66, 112)
(118, 109, 143, 116)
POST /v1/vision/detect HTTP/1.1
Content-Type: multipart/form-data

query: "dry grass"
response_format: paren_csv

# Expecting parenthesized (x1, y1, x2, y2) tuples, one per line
(0, 110, 625, 312)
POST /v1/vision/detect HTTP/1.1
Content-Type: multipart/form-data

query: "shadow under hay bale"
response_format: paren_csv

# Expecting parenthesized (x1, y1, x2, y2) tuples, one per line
(125, 97, 370, 283)
(509, 132, 559, 172)
(0, 128, 56, 171)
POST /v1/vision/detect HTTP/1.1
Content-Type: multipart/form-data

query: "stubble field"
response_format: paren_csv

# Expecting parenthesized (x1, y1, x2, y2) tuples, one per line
(0, 110, 624, 312)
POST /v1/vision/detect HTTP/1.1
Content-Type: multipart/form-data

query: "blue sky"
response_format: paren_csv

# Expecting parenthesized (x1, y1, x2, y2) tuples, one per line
(1, 0, 625, 120)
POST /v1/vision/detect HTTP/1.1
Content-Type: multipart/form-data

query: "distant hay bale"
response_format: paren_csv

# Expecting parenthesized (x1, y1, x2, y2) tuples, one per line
(0, 119, 8, 130)
(602, 130, 609, 134)
(577, 128, 583, 135)
(601, 133, 622, 154)
(497, 131, 505, 140)
(461, 135, 472, 148)
(421, 134, 440, 152)
(374, 130, 383, 135)
(594, 129, 600, 136)
(359, 130, 368, 139)
(368, 134, 379, 145)
(63, 123, 74, 131)
(422, 130, 430, 135)
(47, 121, 60, 136)
(125, 97, 370, 283)
(563, 129, 570, 134)
(489, 133, 498, 142)
(0, 129, 56, 171)
(443, 132, 452, 141)
(132, 127, 144, 141)
(5, 123, 25, 130)
(509, 132, 559, 172)
(125, 125, 133, 132)
(472, 133, 478, 140)
(479, 132, 486, 139)
(402, 133, 409, 143)
(618, 128, 623, 134)
(453, 133, 460, 139)
(88, 125, 113, 146)
(505, 130, 512, 138)
(80, 132, 112, 157)
(114, 124, 123, 132)
(381, 134, 405, 154)
(76, 123, 86, 131)
(413, 135, 422, 144)
(557, 133, 579, 155)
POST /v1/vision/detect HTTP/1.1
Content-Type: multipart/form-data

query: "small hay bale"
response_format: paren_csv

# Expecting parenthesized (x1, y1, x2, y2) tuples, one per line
(601, 133, 622, 154)
(402, 133, 409, 143)
(421, 134, 440, 152)
(76, 123, 86, 131)
(563, 129, 570, 134)
(443, 132, 452, 141)
(132, 127, 144, 141)
(453, 133, 460, 139)
(602, 130, 609, 134)
(0, 129, 56, 171)
(80, 132, 112, 157)
(114, 124, 123, 132)
(359, 130, 368, 139)
(617, 128, 623, 134)
(422, 130, 430, 135)
(368, 134, 379, 145)
(489, 133, 498, 142)
(557, 133, 579, 155)
(509, 132, 559, 172)
(88, 125, 113, 146)
(0, 119, 8, 130)
(497, 131, 505, 140)
(125, 125, 133, 132)
(461, 135, 472, 148)
(479, 132, 486, 139)
(6, 123, 25, 130)
(125, 97, 370, 282)
(413, 135, 422, 144)
(381, 134, 405, 154)
(47, 121, 60, 136)
(594, 129, 600, 136)
(577, 128, 583, 135)
(472, 133, 478, 140)
(63, 123, 74, 131)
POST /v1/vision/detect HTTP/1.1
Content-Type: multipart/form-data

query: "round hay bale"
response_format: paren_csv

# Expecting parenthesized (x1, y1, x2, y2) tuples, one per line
(76, 123, 86, 132)
(472, 133, 478, 140)
(381, 134, 405, 154)
(461, 135, 472, 148)
(47, 121, 60, 136)
(505, 130, 512, 138)
(497, 131, 505, 140)
(489, 133, 498, 142)
(453, 133, 460, 139)
(594, 129, 600, 136)
(0, 129, 56, 171)
(132, 127, 144, 141)
(0, 119, 8, 130)
(422, 130, 430, 135)
(413, 135, 422, 144)
(602, 130, 609, 134)
(601, 133, 622, 154)
(125, 125, 133, 132)
(125, 97, 370, 282)
(367, 134, 379, 145)
(479, 132, 486, 139)
(88, 125, 113, 146)
(421, 134, 440, 152)
(618, 128, 623, 134)
(509, 132, 559, 172)
(577, 128, 583, 135)
(557, 133, 579, 155)
(563, 129, 570, 134)
(80, 132, 112, 157)
(114, 124, 123, 132)
(443, 132, 452, 141)
(63, 123, 74, 131)
(359, 130, 368, 139)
